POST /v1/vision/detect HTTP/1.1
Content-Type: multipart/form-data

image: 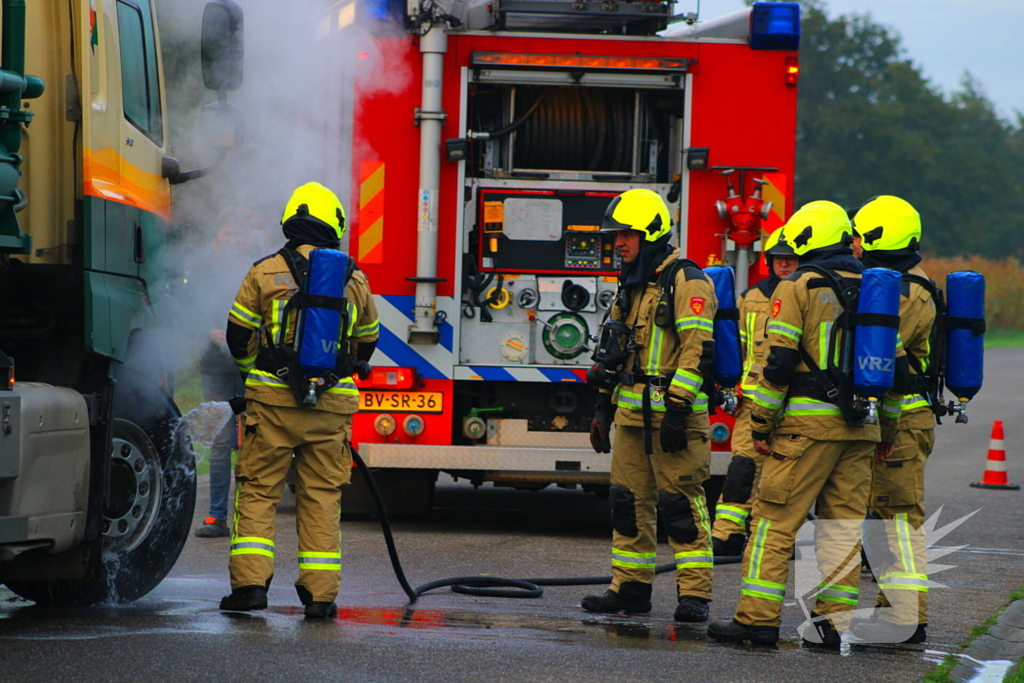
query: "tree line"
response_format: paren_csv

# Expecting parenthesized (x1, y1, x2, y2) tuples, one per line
(794, 0, 1024, 258)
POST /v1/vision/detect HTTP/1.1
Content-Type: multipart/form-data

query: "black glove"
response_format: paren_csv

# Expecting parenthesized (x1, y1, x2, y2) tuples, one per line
(590, 393, 613, 454)
(659, 400, 693, 453)
(228, 395, 247, 415)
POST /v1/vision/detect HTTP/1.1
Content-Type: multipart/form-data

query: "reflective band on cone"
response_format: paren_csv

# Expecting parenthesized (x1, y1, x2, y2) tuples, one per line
(971, 420, 1021, 490)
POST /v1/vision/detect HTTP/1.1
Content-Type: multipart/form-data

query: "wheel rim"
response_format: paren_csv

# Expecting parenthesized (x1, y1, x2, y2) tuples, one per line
(103, 422, 163, 553)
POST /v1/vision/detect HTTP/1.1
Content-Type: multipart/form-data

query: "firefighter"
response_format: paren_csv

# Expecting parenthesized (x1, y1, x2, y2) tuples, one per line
(707, 201, 906, 647)
(583, 189, 718, 622)
(710, 229, 798, 557)
(850, 196, 934, 644)
(219, 182, 379, 619)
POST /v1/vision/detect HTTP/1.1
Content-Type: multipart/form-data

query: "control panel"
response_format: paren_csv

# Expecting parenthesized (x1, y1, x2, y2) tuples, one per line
(478, 188, 620, 275)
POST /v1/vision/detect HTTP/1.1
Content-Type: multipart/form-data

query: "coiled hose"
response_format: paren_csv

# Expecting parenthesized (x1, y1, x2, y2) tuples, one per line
(351, 448, 742, 604)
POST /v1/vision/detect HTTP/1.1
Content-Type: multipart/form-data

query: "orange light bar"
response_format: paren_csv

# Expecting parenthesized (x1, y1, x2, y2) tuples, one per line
(784, 55, 800, 85)
(472, 52, 692, 72)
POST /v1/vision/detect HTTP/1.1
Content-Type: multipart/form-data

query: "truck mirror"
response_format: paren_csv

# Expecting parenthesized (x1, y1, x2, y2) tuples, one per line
(161, 157, 181, 183)
(201, 0, 244, 93)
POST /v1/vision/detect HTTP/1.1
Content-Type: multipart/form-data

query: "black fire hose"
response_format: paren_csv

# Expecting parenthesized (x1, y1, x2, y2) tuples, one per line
(350, 448, 743, 604)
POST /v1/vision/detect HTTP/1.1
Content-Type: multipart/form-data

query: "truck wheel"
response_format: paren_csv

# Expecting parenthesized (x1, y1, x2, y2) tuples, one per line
(6, 382, 195, 605)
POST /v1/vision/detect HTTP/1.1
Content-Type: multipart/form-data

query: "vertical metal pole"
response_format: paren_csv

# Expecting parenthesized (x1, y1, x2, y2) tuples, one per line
(734, 246, 749, 293)
(409, 21, 447, 345)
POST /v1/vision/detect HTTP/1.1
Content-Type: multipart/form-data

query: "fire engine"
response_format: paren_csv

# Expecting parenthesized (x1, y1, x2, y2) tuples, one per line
(338, 0, 800, 514)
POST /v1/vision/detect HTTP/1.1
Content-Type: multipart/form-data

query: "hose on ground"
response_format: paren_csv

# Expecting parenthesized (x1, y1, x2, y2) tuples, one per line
(351, 448, 742, 605)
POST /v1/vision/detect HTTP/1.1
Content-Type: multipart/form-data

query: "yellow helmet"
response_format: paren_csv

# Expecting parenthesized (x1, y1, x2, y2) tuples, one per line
(853, 195, 922, 252)
(281, 182, 347, 239)
(782, 200, 853, 256)
(763, 228, 795, 264)
(601, 189, 672, 242)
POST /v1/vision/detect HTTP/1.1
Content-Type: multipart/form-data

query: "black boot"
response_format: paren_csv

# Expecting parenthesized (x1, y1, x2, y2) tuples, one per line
(674, 596, 710, 623)
(802, 612, 842, 648)
(712, 533, 747, 557)
(848, 617, 927, 644)
(707, 618, 779, 645)
(220, 585, 268, 612)
(304, 602, 338, 619)
(581, 581, 652, 614)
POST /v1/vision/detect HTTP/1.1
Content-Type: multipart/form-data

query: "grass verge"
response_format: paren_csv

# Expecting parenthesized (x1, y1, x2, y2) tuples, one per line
(986, 330, 1024, 349)
(922, 586, 1024, 683)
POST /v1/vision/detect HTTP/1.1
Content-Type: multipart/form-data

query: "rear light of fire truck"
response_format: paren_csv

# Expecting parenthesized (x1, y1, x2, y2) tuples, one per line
(784, 56, 800, 85)
(355, 366, 416, 390)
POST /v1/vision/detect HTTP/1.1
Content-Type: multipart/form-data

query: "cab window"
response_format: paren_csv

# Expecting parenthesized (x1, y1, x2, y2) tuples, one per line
(116, 0, 163, 145)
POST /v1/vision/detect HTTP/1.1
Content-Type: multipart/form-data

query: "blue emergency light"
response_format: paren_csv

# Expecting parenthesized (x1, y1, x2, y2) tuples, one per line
(749, 2, 801, 51)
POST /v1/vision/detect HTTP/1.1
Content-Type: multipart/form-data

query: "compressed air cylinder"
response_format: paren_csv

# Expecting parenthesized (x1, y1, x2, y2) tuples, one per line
(299, 248, 349, 378)
(945, 271, 986, 401)
(703, 266, 743, 387)
(853, 267, 902, 397)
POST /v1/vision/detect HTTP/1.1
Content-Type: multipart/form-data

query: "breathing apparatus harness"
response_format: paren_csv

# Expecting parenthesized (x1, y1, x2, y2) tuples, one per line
(255, 247, 370, 406)
(789, 263, 875, 427)
(587, 258, 715, 455)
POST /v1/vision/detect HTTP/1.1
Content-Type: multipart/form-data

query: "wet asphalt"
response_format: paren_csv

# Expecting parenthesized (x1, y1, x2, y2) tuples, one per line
(2, 349, 1023, 682)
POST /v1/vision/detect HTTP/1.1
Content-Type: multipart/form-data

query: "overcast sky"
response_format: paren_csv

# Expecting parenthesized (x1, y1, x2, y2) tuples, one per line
(696, 0, 1024, 119)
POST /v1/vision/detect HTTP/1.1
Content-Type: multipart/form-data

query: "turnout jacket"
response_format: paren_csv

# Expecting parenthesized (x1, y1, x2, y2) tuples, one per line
(606, 249, 718, 427)
(899, 264, 938, 431)
(739, 279, 777, 397)
(227, 244, 379, 414)
(750, 268, 904, 444)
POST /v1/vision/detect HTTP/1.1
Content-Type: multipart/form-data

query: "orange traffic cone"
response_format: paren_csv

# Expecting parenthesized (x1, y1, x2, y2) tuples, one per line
(971, 420, 1020, 490)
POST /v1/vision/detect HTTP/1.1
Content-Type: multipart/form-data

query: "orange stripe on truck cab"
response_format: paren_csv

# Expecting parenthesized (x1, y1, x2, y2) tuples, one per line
(83, 148, 172, 220)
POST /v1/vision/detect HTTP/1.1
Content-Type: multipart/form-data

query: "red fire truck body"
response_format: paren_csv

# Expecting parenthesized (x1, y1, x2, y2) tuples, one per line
(340, 0, 799, 511)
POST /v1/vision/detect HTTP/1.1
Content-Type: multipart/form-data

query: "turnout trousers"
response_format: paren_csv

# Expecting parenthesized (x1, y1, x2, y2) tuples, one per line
(229, 400, 353, 603)
(868, 427, 935, 626)
(609, 418, 713, 601)
(712, 400, 765, 541)
(735, 436, 873, 628)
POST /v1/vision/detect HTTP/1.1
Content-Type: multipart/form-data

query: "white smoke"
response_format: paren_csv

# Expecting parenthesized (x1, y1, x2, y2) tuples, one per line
(152, 0, 409, 380)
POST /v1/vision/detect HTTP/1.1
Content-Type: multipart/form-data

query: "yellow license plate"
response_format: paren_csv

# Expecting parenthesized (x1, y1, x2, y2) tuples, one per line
(359, 391, 444, 413)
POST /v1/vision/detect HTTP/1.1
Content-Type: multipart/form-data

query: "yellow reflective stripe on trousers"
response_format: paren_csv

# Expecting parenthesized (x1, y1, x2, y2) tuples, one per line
(716, 504, 749, 524)
(231, 536, 275, 557)
(612, 548, 657, 569)
(878, 572, 929, 592)
(895, 513, 915, 579)
(693, 493, 713, 544)
(782, 398, 843, 416)
(646, 324, 665, 376)
(743, 519, 784, 600)
(741, 578, 786, 602)
(298, 551, 343, 570)
(675, 550, 713, 569)
(767, 321, 801, 342)
(817, 582, 859, 605)
(230, 302, 263, 327)
(749, 518, 769, 580)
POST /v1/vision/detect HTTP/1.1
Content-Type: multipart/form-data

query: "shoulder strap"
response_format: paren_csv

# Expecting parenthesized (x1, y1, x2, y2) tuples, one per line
(901, 272, 948, 419)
